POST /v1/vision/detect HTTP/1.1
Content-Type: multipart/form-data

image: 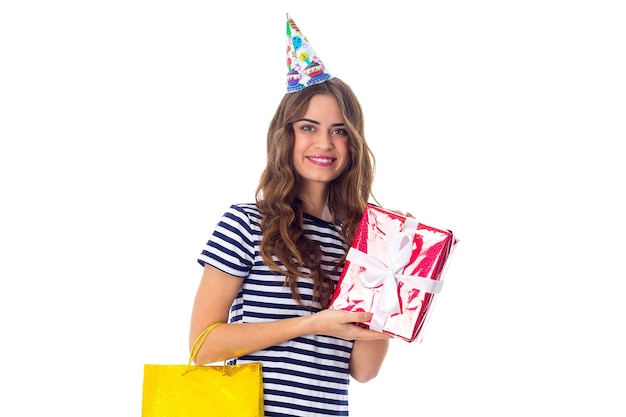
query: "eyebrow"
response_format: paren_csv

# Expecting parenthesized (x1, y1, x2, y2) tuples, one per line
(295, 118, 345, 127)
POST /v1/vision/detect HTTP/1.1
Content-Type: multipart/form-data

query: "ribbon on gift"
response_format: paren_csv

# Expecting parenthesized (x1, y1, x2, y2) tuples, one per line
(345, 217, 444, 332)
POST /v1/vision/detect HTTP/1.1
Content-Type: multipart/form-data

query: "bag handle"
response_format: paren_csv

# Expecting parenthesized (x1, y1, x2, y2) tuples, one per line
(184, 322, 225, 375)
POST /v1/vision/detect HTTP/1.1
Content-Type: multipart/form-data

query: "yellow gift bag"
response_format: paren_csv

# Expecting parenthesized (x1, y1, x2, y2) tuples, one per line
(142, 322, 264, 416)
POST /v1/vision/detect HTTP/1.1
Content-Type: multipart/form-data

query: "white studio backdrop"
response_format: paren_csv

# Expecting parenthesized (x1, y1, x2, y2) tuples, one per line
(1, 1, 625, 416)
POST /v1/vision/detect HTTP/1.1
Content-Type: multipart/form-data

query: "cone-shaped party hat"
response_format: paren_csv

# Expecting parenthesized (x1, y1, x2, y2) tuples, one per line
(286, 14, 332, 93)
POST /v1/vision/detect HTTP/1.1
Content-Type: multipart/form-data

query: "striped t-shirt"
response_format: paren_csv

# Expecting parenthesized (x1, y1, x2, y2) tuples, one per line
(198, 203, 355, 416)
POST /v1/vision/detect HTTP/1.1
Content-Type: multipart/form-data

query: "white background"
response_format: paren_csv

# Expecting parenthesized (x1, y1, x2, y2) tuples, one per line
(1, 1, 625, 416)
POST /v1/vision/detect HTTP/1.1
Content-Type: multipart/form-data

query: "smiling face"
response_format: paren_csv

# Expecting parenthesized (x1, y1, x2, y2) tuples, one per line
(292, 94, 350, 193)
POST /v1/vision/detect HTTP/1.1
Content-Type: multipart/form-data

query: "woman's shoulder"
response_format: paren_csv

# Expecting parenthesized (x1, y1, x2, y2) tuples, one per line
(227, 202, 260, 215)
(223, 203, 262, 227)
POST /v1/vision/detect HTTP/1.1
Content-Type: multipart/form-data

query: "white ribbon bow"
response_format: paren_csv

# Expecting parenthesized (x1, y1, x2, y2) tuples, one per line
(345, 218, 444, 331)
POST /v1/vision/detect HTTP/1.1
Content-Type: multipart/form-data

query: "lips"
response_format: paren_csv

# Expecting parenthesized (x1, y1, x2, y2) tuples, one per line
(306, 155, 336, 167)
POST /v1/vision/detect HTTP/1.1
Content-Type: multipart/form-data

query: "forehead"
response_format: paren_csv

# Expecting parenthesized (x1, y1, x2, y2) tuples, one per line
(302, 94, 343, 122)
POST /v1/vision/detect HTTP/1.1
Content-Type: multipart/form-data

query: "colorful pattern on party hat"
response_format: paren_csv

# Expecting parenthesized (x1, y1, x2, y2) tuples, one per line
(286, 14, 332, 93)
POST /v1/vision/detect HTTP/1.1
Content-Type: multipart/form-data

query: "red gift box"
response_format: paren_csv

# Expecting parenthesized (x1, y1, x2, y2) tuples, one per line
(329, 204, 458, 342)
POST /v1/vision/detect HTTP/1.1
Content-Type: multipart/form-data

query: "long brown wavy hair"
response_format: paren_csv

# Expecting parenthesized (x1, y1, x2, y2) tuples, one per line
(255, 77, 376, 308)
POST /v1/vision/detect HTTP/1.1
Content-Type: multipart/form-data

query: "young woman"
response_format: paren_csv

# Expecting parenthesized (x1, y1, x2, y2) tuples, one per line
(189, 77, 390, 416)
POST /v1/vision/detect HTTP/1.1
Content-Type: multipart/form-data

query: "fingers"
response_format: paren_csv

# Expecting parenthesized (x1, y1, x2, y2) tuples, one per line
(349, 311, 373, 324)
(317, 309, 391, 340)
(389, 209, 415, 219)
(351, 323, 392, 340)
(346, 312, 392, 340)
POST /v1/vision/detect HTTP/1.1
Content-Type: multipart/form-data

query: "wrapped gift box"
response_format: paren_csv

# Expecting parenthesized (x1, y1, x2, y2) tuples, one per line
(329, 204, 458, 342)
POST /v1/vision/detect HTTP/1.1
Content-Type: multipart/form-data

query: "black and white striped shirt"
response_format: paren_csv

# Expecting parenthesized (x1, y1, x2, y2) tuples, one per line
(198, 203, 354, 416)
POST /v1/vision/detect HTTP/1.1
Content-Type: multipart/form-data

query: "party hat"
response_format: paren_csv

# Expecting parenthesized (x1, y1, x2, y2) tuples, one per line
(286, 14, 332, 93)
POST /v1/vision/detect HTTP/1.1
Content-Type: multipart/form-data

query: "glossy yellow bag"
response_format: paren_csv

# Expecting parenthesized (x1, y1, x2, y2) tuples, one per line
(142, 322, 264, 416)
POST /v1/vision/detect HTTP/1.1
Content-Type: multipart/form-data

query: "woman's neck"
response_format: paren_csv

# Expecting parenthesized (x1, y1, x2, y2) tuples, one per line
(299, 184, 332, 222)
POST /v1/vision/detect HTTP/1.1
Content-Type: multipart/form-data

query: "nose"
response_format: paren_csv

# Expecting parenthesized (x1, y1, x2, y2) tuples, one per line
(315, 131, 333, 149)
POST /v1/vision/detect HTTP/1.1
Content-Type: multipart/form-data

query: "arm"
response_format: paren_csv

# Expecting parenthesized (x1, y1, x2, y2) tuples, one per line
(189, 264, 389, 365)
(349, 339, 390, 383)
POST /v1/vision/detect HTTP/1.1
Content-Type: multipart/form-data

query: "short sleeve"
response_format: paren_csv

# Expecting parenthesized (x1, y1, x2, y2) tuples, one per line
(197, 205, 256, 278)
